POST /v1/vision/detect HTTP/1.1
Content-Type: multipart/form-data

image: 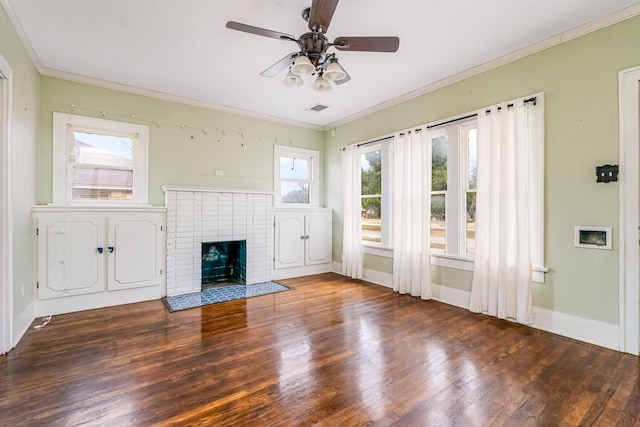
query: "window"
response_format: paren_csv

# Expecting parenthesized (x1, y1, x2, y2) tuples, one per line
(274, 145, 319, 207)
(53, 113, 149, 205)
(429, 120, 477, 258)
(360, 141, 390, 246)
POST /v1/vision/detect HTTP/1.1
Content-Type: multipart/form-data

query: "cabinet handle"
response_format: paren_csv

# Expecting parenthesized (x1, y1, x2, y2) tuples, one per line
(305, 235, 310, 240)
(108, 246, 114, 253)
(300, 236, 305, 240)
(97, 247, 103, 254)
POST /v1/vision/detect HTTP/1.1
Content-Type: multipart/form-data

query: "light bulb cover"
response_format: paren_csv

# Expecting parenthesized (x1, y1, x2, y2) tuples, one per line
(291, 55, 316, 76)
(283, 70, 303, 87)
(313, 74, 332, 92)
(324, 60, 346, 81)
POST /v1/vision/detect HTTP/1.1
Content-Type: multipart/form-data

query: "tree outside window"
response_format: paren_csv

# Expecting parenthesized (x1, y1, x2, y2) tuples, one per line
(361, 148, 382, 243)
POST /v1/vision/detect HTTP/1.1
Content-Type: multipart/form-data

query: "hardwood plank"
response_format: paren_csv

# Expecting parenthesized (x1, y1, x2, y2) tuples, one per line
(1, 273, 639, 426)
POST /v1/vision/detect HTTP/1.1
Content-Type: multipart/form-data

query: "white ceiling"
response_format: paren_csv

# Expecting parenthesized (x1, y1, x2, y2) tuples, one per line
(5, 0, 640, 129)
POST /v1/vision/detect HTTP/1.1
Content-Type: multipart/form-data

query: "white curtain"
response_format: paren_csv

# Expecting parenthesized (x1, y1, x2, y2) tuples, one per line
(391, 130, 432, 299)
(341, 144, 363, 279)
(469, 97, 544, 324)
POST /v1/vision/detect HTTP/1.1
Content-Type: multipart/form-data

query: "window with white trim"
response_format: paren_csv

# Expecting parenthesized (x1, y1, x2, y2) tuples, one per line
(273, 145, 319, 207)
(429, 119, 477, 258)
(52, 113, 149, 205)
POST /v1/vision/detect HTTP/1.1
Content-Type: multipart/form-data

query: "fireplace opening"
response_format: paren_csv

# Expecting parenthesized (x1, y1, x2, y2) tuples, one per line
(201, 240, 246, 287)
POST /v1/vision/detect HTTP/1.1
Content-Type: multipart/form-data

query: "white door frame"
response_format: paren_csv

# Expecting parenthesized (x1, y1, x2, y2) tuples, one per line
(0, 52, 13, 354)
(619, 65, 640, 355)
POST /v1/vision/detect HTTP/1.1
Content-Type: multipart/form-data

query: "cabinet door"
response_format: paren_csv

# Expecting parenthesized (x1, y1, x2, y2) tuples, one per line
(274, 214, 305, 269)
(305, 212, 332, 265)
(107, 215, 164, 290)
(38, 215, 104, 299)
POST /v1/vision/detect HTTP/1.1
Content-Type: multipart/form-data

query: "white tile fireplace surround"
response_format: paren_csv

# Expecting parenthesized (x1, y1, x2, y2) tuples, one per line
(163, 186, 274, 297)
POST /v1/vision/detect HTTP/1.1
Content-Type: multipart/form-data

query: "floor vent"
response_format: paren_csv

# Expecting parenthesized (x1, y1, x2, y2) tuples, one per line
(307, 104, 329, 112)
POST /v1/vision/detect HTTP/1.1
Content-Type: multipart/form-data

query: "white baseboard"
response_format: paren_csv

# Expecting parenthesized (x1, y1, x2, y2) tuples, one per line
(12, 301, 34, 349)
(431, 284, 470, 309)
(531, 306, 619, 351)
(332, 262, 620, 351)
(34, 285, 165, 317)
(273, 263, 332, 281)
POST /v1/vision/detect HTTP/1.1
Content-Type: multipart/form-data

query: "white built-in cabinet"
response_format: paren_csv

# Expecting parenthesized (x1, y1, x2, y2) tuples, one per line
(273, 208, 332, 279)
(32, 207, 166, 315)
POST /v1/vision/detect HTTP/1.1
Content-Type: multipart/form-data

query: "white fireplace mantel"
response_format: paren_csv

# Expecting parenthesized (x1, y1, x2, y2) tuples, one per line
(163, 186, 274, 297)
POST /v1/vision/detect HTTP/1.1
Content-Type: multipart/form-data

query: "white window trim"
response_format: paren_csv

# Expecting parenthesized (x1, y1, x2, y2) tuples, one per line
(52, 113, 149, 206)
(430, 120, 477, 259)
(273, 144, 319, 208)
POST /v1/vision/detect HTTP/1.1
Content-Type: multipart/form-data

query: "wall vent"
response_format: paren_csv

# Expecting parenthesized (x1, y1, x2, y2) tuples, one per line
(307, 104, 329, 112)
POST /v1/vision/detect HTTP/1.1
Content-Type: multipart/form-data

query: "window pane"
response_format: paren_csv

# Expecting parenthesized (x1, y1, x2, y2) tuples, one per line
(362, 196, 381, 242)
(280, 157, 309, 180)
(72, 167, 133, 200)
(432, 136, 447, 191)
(281, 181, 309, 204)
(431, 194, 446, 250)
(73, 187, 133, 200)
(468, 128, 477, 190)
(73, 131, 133, 168)
(361, 150, 382, 196)
(466, 192, 476, 253)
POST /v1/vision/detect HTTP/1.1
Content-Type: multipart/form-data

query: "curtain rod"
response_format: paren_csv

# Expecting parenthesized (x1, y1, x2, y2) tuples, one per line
(426, 96, 538, 130)
(426, 113, 478, 130)
(341, 96, 538, 150)
(352, 135, 394, 149)
(339, 135, 394, 151)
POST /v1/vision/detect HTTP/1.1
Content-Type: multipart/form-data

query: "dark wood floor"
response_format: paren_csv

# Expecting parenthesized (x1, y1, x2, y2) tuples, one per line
(2, 273, 640, 426)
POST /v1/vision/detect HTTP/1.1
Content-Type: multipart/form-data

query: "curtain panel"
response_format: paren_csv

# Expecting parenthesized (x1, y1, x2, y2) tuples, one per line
(469, 96, 544, 324)
(341, 144, 363, 279)
(391, 130, 432, 299)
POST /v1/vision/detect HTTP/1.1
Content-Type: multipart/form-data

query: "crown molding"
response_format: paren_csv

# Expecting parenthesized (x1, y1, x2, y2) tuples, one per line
(323, 3, 640, 130)
(40, 68, 324, 131)
(0, 0, 43, 72)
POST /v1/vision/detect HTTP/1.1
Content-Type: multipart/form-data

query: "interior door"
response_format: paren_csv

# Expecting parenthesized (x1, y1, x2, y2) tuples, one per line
(619, 66, 640, 355)
(0, 62, 9, 353)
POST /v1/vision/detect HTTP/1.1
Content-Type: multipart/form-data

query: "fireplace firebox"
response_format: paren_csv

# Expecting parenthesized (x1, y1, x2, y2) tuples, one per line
(201, 240, 246, 286)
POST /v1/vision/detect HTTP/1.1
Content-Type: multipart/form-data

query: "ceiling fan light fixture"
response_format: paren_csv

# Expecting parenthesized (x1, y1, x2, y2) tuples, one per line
(290, 55, 316, 76)
(324, 59, 346, 81)
(283, 70, 303, 87)
(313, 73, 332, 92)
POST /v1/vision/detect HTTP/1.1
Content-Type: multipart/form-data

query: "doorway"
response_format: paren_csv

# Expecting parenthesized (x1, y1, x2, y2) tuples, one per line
(0, 53, 12, 354)
(619, 65, 640, 355)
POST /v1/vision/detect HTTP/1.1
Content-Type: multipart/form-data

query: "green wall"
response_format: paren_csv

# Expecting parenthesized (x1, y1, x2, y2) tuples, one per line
(0, 2, 40, 329)
(16, 7, 640, 332)
(38, 78, 325, 206)
(325, 15, 640, 325)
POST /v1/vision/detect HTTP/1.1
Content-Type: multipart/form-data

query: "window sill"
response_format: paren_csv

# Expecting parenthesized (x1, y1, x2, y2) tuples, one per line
(431, 254, 475, 271)
(362, 243, 393, 258)
(360, 244, 547, 283)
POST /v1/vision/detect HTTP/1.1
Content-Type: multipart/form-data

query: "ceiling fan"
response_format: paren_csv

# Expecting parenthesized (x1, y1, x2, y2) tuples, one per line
(226, 0, 400, 90)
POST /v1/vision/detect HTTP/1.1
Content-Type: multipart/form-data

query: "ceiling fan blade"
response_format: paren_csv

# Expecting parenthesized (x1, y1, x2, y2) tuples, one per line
(334, 70, 351, 85)
(260, 52, 299, 77)
(333, 36, 400, 52)
(308, 0, 339, 33)
(226, 21, 296, 42)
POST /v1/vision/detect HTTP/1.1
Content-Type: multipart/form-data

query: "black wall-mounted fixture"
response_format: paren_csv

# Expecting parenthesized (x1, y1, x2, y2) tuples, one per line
(596, 164, 618, 183)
